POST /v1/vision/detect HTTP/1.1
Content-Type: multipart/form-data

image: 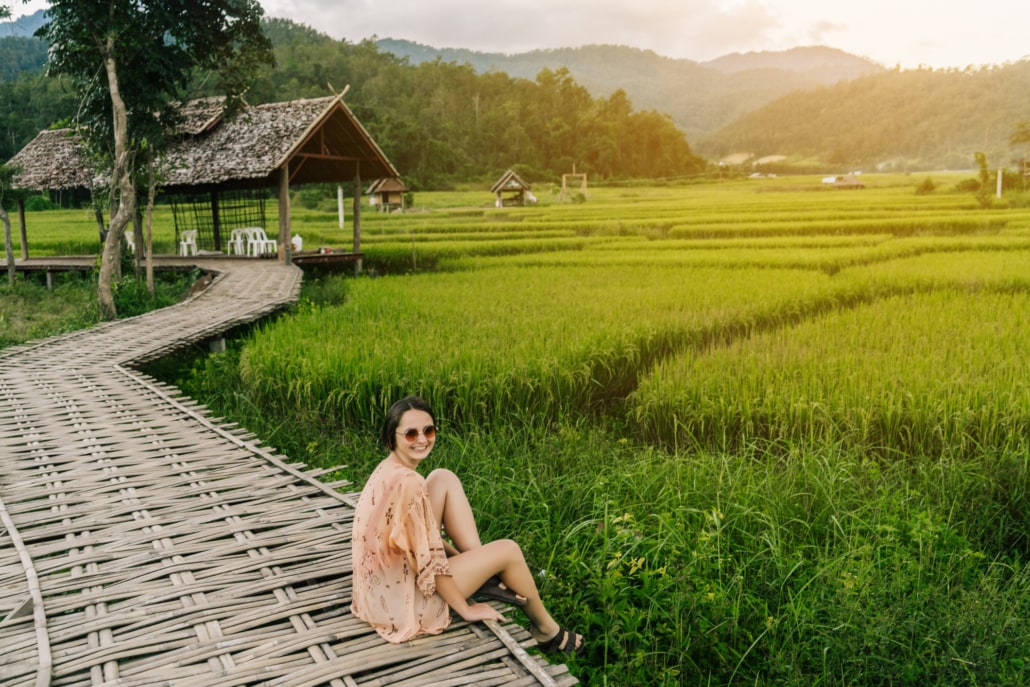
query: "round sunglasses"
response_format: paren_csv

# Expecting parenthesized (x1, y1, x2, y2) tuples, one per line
(396, 425, 437, 442)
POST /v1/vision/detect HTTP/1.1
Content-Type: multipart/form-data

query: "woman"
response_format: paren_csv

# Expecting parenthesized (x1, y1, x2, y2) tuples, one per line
(350, 395, 584, 655)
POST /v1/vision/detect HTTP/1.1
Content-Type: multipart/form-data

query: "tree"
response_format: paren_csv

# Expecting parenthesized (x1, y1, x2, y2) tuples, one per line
(1, 6, 13, 286)
(37, 0, 273, 319)
(974, 151, 993, 208)
(1009, 121, 1030, 147)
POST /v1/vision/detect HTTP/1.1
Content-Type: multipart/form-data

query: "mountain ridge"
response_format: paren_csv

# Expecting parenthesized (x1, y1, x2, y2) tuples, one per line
(0, 8, 46, 37)
(375, 39, 883, 142)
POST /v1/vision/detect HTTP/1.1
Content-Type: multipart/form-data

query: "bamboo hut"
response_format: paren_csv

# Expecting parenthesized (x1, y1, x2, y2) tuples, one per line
(6, 93, 398, 264)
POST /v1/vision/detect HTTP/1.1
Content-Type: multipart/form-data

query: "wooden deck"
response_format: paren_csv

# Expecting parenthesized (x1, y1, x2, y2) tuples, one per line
(0, 259, 578, 687)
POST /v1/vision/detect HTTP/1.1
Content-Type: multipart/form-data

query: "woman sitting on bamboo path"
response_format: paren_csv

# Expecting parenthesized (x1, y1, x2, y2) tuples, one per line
(350, 394, 584, 656)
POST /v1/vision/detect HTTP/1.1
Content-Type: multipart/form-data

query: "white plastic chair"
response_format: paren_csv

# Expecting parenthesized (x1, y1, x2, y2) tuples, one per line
(179, 229, 198, 256)
(246, 227, 277, 256)
(227, 228, 248, 255)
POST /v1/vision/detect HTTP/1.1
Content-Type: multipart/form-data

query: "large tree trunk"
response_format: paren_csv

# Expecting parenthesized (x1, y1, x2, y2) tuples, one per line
(2, 205, 13, 286)
(97, 39, 136, 320)
(145, 161, 155, 294)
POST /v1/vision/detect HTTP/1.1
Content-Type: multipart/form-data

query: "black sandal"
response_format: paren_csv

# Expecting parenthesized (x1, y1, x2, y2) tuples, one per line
(537, 626, 584, 656)
(473, 575, 528, 607)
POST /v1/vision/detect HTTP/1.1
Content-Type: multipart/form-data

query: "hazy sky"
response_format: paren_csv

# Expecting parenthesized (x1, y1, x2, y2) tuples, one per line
(8, 1, 1026, 69)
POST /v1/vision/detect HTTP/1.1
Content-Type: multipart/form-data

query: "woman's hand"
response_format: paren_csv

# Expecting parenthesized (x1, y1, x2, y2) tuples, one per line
(460, 601, 506, 623)
(435, 575, 506, 623)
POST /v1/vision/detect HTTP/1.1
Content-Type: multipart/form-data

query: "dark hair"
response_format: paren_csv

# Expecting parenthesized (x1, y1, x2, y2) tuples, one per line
(380, 395, 436, 450)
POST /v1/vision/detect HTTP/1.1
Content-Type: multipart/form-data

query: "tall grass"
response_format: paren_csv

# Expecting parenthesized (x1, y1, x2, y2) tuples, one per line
(1, 266, 201, 348)
(234, 264, 841, 432)
(631, 288, 1030, 457)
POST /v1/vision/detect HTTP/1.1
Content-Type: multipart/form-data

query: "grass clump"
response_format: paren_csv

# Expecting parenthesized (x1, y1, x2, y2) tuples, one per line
(0, 268, 202, 349)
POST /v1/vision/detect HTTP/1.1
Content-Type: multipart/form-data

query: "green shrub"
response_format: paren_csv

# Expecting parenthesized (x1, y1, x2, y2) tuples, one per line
(24, 194, 60, 211)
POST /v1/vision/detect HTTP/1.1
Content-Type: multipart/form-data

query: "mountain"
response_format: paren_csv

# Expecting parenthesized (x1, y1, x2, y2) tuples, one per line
(376, 40, 883, 143)
(699, 60, 1030, 171)
(0, 9, 47, 37)
(703, 46, 878, 77)
(0, 10, 48, 81)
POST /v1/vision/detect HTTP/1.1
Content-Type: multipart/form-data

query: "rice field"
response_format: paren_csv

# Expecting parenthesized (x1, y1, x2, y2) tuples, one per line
(18, 173, 1030, 685)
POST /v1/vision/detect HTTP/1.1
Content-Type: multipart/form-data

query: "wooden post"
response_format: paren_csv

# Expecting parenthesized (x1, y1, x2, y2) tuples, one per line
(353, 167, 362, 275)
(279, 164, 292, 264)
(211, 190, 222, 252)
(338, 184, 345, 229)
(18, 198, 27, 259)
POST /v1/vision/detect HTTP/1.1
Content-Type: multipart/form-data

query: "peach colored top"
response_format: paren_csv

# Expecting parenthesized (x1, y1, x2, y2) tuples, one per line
(350, 459, 453, 642)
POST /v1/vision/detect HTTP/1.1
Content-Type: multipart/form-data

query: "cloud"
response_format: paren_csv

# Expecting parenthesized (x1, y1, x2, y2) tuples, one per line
(11, 0, 1028, 68)
(259, 0, 783, 62)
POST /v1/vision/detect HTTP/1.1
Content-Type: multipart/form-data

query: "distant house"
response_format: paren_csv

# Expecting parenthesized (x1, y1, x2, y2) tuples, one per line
(491, 169, 535, 207)
(368, 177, 407, 211)
(821, 174, 865, 189)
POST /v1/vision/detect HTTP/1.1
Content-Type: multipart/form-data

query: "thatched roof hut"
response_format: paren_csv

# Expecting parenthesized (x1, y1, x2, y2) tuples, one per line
(10, 94, 396, 191)
(6, 94, 397, 261)
(490, 169, 533, 207)
(367, 177, 407, 211)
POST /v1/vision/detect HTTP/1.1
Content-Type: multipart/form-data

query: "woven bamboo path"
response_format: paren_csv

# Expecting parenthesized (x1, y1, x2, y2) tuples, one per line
(0, 258, 578, 687)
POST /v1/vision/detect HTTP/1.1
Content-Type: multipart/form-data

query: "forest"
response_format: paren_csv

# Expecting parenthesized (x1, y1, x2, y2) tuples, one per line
(3, 10, 1030, 187)
(0, 15, 705, 190)
(700, 61, 1030, 172)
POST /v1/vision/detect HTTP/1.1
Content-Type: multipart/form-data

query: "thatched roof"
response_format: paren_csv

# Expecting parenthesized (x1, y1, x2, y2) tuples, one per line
(490, 168, 530, 194)
(176, 96, 226, 136)
(367, 177, 407, 194)
(6, 94, 398, 193)
(6, 129, 100, 191)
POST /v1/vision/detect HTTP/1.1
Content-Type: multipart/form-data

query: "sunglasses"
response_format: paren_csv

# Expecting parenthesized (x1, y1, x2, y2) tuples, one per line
(397, 425, 437, 442)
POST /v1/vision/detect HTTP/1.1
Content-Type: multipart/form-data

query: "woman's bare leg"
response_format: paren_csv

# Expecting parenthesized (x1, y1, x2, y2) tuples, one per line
(427, 469, 578, 647)
(426, 468, 482, 552)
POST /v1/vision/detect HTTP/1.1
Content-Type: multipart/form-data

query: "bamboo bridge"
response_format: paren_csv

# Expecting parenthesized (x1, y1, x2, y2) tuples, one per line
(0, 257, 578, 687)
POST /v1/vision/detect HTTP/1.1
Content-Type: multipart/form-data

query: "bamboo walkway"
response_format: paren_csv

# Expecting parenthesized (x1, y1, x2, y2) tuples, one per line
(0, 258, 578, 687)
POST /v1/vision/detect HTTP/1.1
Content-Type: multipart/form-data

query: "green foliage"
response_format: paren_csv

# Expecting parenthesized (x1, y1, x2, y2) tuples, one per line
(975, 152, 994, 208)
(0, 34, 48, 80)
(702, 62, 1030, 169)
(915, 176, 935, 195)
(23, 193, 59, 211)
(38, 0, 273, 170)
(379, 41, 880, 146)
(110, 267, 200, 317)
(2, 17, 703, 188)
(0, 267, 198, 347)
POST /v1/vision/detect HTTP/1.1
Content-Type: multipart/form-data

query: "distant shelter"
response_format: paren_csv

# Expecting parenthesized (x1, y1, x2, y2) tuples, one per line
(491, 169, 535, 207)
(367, 177, 408, 212)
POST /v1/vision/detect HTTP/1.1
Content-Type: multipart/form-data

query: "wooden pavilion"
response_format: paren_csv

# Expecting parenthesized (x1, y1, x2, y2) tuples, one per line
(5, 93, 398, 265)
(491, 168, 534, 207)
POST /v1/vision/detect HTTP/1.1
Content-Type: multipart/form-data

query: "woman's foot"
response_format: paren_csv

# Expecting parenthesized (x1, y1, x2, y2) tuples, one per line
(535, 626, 584, 656)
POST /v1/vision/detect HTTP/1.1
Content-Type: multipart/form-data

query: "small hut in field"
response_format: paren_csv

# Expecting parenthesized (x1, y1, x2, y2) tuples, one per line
(6, 93, 398, 264)
(490, 169, 534, 207)
(367, 177, 407, 212)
